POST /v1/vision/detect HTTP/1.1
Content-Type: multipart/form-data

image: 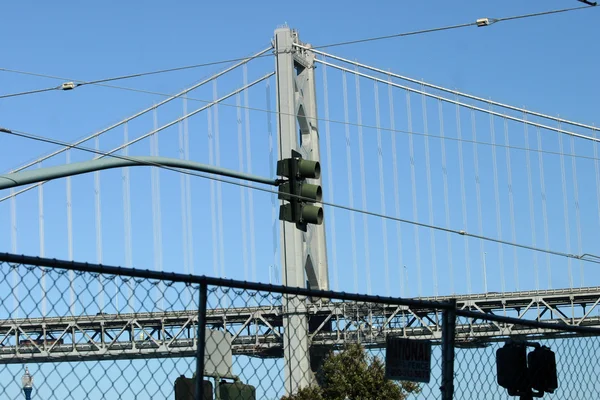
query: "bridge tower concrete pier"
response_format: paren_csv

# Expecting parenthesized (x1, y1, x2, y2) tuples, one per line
(274, 27, 329, 395)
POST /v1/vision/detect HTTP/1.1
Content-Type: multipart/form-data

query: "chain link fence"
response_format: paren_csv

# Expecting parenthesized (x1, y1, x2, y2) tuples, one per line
(1, 253, 599, 399)
(453, 310, 600, 399)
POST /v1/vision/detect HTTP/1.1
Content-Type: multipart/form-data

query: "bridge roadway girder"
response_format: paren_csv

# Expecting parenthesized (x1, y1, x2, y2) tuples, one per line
(1, 286, 600, 363)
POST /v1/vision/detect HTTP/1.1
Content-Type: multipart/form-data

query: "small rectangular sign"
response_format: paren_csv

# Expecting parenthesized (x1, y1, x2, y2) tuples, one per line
(385, 337, 432, 383)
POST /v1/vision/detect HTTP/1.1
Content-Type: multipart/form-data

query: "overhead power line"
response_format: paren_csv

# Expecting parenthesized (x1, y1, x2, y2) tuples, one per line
(2, 67, 600, 179)
(3, 47, 272, 177)
(4, 58, 599, 145)
(2, 4, 596, 101)
(0, 47, 274, 100)
(1, 125, 599, 267)
(307, 4, 597, 49)
(0, 85, 63, 99)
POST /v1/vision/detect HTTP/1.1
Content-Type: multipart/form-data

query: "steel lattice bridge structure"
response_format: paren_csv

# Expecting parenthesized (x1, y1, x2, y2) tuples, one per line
(1, 285, 599, 364)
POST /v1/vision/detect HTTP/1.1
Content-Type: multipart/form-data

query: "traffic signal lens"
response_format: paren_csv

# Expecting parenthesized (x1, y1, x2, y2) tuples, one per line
(297, 159, 320, 179)
(301, 205, 323, 225)
(300, 184, 322, 202)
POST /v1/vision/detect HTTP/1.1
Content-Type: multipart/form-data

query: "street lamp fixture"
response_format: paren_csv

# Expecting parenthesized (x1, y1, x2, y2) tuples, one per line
(21, 367, 33, 400)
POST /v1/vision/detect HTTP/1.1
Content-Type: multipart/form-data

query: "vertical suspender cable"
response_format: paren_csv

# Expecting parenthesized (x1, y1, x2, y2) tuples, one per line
(184, 97, 194, 277)
(178, 112, 190, 306)
(208, 101, 218, 277)
(471, 109, 487, 293)
(557, 121, 573, 289)
(213, 81, 226, 278)
(456, 100, 472, 294)
(570, 136, 584, 287)
(94, 136, 104, 311)
(374, 82, 390, 296)
(322, 61, 339, 291)
(354, 70, 372, 295)
(266, 79, 278, 284)
(151, 107, 165, 309)
(388, 76, 405, 297)
(536, 126, 552, 288)
(594, 126, 600, 248)
(438, 99, 454, 294)
(184, 97, 195, 303)
(123, 123, 134, 311)
(10, 189, 18, 317)
(236, 93, 250, 281)
(504, 118, 519, 291)
(243, 65, 257, 282)
(523, 115, 538, 290)
(38, 162, 46, 316)
(342, 72, 359, 293)
(489, 109, 505, 293)
(421, 87, 438, 296)
(66, 150, 74, 314)
(406, 91, 421, 297)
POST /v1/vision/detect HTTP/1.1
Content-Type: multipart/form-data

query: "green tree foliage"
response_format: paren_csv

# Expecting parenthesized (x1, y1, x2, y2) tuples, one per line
(282, 344, 420, 400)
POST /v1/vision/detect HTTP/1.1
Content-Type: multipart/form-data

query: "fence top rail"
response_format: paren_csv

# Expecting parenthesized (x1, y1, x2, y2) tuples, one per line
(0, 252, 454, 310)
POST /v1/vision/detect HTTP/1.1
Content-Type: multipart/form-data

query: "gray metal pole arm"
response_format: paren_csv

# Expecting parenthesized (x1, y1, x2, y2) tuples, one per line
(0, 156, 278, 190)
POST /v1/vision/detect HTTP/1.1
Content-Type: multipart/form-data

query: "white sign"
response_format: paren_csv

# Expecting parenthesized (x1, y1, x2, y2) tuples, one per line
(385, 337, 432, 383)
(204, 329, 233, 378)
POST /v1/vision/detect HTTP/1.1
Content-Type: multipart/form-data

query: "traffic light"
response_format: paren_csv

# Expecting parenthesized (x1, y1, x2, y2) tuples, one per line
(173, 376, 213, 400)
(496, 342, 558, 398)
(277, 150, 323, 232)
(496, 343, 530, 396)
(218, 380, 256, 400)
(528, 346, 558, 394)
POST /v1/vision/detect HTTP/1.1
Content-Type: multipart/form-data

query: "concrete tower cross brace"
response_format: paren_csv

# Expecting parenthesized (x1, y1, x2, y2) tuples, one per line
(274, 27, 330, 395)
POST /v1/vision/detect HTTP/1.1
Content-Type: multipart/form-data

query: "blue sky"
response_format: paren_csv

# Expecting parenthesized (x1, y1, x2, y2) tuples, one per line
(0, 1, 599, 397)
(0, 0, 598, 298)
(1, 0, 599, 306)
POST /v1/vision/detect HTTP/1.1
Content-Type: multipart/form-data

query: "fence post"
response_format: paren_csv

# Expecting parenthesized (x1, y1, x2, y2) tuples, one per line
(441, 299, 457, 400)
(195, 281, 208, 400)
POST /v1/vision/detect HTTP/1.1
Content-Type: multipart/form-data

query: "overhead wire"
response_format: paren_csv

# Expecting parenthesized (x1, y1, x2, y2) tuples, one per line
(0, 85, 62, 99)
(2, 80, 600, 205)
(1, 70, 274, 201)
(0, 47, 275, 99)
(318, 59, 600, 143)
(2, 4, 596, 107)
(1, 47, 273, 177)
(304, 4, 596, 49)
(300, 48, 599, 132)
(3, 55, 600, 178)
(1, 126, 600, 267)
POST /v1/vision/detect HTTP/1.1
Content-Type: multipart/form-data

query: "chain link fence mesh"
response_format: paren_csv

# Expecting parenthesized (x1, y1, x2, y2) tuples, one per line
(0, 261, 197, 399)
(1, 256, 600, 399)
(453, 313, 600, 399)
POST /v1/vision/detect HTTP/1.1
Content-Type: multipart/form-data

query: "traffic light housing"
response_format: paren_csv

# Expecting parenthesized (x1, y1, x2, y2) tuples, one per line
(277, 150, 323, 232)
(219, 380, 256, 400)
(173, 376, 213, 400)
(496, 343, 530, 396)
(496, 342, 558, 398)
(528, 346, 558, 394)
